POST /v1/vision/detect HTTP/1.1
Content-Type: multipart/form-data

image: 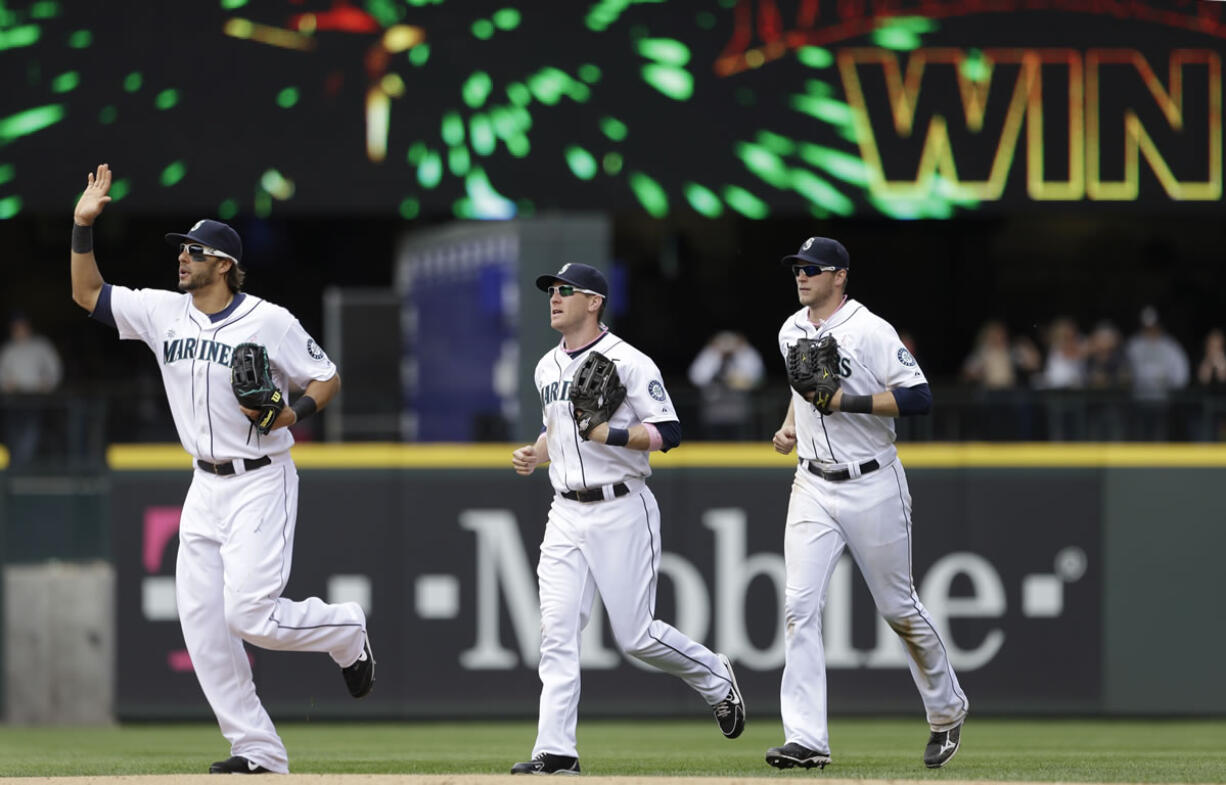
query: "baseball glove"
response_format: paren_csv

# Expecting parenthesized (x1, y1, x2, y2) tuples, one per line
(569, 351, 627, 440)
(787, 336, 842, 415)
(231, 342, 284, 435)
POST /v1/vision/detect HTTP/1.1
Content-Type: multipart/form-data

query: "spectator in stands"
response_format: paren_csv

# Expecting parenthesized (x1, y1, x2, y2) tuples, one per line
(688, 330, 765, 440)
(1083, 320, 1129, 440)
(961, 320, 1041, 390)
(0, 313, 64, 465)
(1037, 317, 1086, 440)
(1125, 306, 1189, 440)
(1196, 328, 1226, 388)
(1038, 317, 1086, 389)
(961, 320, 1041, 439)
(1085, 321, 1128, 390)
(1193, 327, 1226, 441)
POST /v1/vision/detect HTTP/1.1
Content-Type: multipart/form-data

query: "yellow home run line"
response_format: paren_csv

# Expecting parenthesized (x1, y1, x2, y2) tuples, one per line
(102, 442, 1226, 470)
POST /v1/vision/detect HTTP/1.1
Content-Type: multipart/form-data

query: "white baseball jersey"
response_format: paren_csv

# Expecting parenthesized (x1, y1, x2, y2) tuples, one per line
(778, 299, 925, 466)
(106, 285, 336, 462)
(93, 283, 363, 773)
(535, 331, 676, 492)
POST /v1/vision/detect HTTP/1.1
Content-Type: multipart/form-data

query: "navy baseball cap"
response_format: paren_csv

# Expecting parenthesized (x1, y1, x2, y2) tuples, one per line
(535, 263, 609, 298)
(165, 219, 243, 264)
(780, 236, 849, 269)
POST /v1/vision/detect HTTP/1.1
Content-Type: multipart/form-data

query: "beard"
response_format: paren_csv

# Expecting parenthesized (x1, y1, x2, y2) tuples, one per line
(178, 268, 214, 291)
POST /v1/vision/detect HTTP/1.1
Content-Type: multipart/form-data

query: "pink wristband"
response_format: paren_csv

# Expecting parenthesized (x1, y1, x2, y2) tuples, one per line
(643, 422, 663, 451)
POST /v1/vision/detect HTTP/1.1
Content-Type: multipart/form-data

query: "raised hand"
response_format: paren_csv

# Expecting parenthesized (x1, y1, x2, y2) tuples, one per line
(74, 163, 113, 226)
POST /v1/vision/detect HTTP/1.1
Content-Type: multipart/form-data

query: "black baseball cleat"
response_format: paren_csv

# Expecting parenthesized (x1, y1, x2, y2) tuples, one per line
(712, 653, 746, 739)
(924, 722, 962, 768)
(208, 755, 270, 774)
(342, 636, 375, 699)
(766, 742, 831, 770)
(510, 752, 581, 775)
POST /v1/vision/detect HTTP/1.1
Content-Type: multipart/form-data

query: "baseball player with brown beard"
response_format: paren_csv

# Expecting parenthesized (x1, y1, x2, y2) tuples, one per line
(508, 263, 745, 774)
(768, 237, 969, 771)
(69, 164, 374, 774)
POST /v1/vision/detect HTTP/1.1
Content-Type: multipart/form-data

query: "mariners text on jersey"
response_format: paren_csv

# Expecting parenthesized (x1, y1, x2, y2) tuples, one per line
(163, 337, 236, 367)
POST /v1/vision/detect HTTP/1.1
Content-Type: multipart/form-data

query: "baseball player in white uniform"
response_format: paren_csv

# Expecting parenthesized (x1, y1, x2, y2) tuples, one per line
(508, 263, 745, 774)
(69, 164, 374, 775)
(767, 237, 968, 770)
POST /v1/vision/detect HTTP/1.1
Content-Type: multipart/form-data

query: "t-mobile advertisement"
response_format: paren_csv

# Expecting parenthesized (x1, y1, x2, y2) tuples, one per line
(112, 466, 1100, 719)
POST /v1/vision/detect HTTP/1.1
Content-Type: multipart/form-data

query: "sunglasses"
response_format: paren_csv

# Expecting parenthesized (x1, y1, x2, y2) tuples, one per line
(180, 243, 237, 263)
(546, 284, 600, 297)
(792, 264, 839, 277)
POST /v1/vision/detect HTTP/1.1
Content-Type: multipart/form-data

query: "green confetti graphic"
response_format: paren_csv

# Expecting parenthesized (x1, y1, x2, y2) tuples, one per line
(0, 164, 13, 185)
(0, 195, 22, 219)
(67, 29, 90, 48)
(109, 178, 130, 202)
(600, 116, 627, 142)
(0, 104, 64, 143)
(0, 25, 39, 51)
(722, 185, 769, 219)
(683, 182, 723, 217)
(797, 46, 833, 69)
(441, 111, 465, 146)
(276, 87, 299, 109)
(492, 8, 521, 30)
(641, 64, 692, 101)
(417, 151, 443, 188)
(628, 171, 667, 217)
(218, 199, 238, 219)
(399, 197, 420, 219)
(51, 71, 79, 93)
(123, 72, 142, 92)
(636, 37, 689, 66)
(469, 114, 495, 156)
(565, 145, 597, 180)
(471, 19, 494, 40)
(160, 161, 186, 187)
(155, 89, 179, 110)
(462, 72, 492, 109)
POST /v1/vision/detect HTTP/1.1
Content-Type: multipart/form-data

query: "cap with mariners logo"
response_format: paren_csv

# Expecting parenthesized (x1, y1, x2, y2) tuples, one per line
(780, 236, 849, 269)
(165, 219, 243, 264)
(535, 263, 609, 298)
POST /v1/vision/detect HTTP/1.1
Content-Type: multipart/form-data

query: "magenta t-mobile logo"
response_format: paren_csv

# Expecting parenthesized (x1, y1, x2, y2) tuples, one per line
(141, 506, 193, 672)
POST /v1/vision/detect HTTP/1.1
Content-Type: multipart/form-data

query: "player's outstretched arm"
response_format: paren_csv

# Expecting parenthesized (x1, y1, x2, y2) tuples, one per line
(70, 163, 113, 312)
(511, 431, 549, 475)
(772, 398, 797, 454)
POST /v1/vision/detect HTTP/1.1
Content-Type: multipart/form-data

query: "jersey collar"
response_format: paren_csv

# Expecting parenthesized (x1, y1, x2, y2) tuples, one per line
(562, 328, 609, 358)
(199, 293, 247, 323)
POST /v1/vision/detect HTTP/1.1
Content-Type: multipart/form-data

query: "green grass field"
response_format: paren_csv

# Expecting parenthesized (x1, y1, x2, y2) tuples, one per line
(0, 718, 1222, 781)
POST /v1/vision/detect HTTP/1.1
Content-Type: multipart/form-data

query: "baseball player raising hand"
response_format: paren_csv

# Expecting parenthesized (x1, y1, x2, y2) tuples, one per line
(767, 237, 969, 771)
(70, 164, 374, 774)
(508, 263, 746, 775)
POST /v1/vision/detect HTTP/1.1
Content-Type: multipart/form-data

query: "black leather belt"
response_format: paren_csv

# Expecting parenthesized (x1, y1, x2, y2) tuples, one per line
(562, 482, 630, 503)
(196, 455, 272, 476)
(805, 458, 880, 482)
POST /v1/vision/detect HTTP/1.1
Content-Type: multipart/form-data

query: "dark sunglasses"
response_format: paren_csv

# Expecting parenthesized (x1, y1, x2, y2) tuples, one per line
(792, 264, 839, 277)
(546, 284, 599, 297)
(179, 242, 237, 263)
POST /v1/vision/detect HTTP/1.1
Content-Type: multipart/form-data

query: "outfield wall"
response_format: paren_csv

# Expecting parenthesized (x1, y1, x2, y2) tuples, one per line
(73, 443, 1223, 720)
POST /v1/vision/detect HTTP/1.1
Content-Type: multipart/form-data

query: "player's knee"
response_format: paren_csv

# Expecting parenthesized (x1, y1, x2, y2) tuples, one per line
(785, 592, 822, 624)
(879, 602, 921, 630)
(223, 593, 274, 639)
